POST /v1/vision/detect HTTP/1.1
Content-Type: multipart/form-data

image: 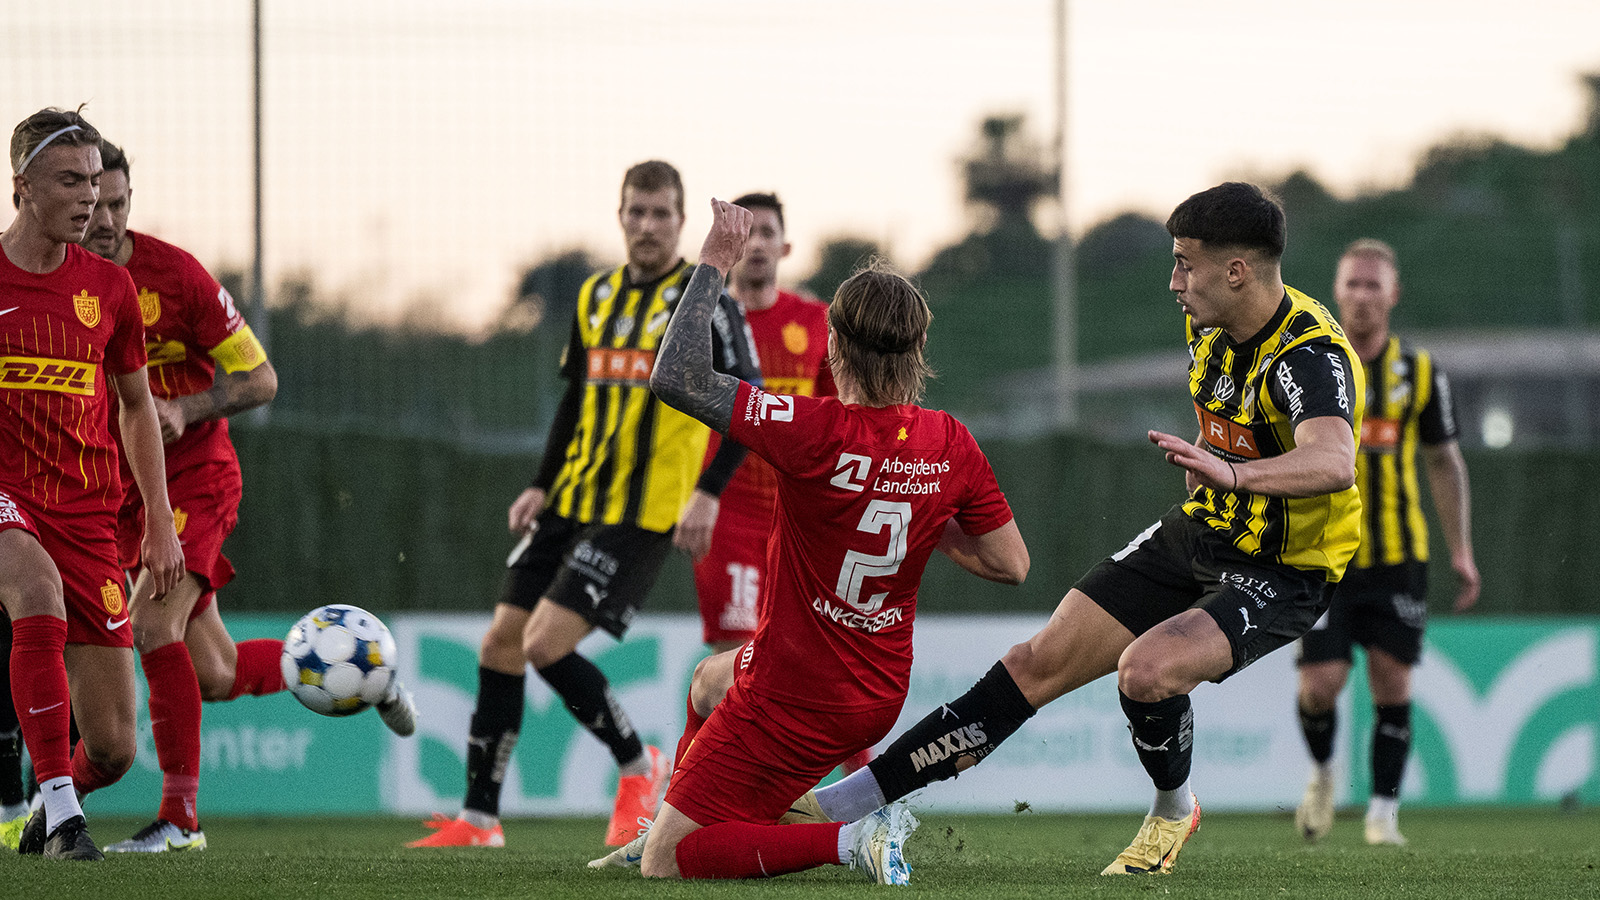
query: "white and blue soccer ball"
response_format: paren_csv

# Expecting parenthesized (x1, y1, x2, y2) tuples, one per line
(280, 604, 398, 717)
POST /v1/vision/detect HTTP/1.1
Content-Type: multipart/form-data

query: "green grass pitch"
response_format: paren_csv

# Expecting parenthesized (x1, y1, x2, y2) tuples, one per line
(5, 807, 1596, 899)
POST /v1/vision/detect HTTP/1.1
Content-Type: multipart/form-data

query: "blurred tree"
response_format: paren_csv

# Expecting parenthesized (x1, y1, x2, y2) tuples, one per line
(802, 236, 885, 301)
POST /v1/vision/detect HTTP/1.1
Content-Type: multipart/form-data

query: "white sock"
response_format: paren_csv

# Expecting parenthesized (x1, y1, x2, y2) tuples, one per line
(813, 768, 887, 822)
(40, 776, 83, 833)
(1312, 761, 1333, 782)
(1149, 780, 1193, 820)
(836, 818, 864, 865)
(618, 751, 651, 778)
(1367, 794, 1399, 823)
(460, 808, 498, 830)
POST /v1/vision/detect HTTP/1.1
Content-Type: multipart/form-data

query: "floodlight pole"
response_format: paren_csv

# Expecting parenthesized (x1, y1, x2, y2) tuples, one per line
(249, 0, 270, 423)
(1051, 0, 1079, 429)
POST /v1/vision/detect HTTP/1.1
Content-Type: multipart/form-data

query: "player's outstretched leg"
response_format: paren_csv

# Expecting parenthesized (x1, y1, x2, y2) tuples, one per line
(377, 677, 418, 737)
(846, 802, 919, 885)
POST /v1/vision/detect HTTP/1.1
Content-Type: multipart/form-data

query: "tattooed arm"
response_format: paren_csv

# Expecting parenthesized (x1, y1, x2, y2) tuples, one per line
(651, 199, 753, 433)
(155, 360, 278, 444)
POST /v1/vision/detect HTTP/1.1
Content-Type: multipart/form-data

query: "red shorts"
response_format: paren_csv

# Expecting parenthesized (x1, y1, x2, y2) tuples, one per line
(691, 507, 771, 645)
(665, 671, 901, 826)
(0, 489, 131, 648)
(119, 459, 241, 604)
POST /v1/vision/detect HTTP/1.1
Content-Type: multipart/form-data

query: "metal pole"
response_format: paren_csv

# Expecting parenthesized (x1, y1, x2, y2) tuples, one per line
(249, 0, 269, 423)
(1051, 0, 1078, 429)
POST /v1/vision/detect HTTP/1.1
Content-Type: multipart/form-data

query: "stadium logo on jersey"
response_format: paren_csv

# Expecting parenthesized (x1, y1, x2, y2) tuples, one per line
(100, 580, 126, 616)
(0, 356, 98, 396)
(662, 286, 680, 303)
(782, 321, 809, 356)
(73, 290, 101, 328)
(585, 348, 654, 385)
(138, 288, 162, 326)
(594, 283, 613, 302)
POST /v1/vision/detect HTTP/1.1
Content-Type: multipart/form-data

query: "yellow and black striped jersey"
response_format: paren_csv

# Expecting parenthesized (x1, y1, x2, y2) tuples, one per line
(1181, 286, 1366, 581)
(543, 260, 758, 533)
(1351, 335, 1457, 569)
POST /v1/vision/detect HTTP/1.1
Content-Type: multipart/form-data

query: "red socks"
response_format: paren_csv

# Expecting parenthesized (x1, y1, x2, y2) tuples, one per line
(676, 821, 843, 879)
(142, 640, 202, 830)
(228, 638, 285, 699)
(8, 615, 71, 782)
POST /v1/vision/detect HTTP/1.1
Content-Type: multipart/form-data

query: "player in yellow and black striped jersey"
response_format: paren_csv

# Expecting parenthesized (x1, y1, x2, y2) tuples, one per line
(801, 184, 1367, 876)
(1293, 239, 1479, 848)
(409, 161, 759, 852)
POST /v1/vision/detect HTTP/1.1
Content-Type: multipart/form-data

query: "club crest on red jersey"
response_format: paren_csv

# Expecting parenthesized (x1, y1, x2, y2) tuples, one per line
(100, 580, 126, 616)
(138, 288, 162, 326)
(782, 321, 809, 356)
(73, 290, 101, 328)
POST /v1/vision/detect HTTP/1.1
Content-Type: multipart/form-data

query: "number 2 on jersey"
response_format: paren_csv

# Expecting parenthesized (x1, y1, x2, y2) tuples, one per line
(835, 499, 912, 614)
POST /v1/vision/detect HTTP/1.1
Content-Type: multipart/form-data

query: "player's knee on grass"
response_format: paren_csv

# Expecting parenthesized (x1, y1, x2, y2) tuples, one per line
(689, 650, 737, 719)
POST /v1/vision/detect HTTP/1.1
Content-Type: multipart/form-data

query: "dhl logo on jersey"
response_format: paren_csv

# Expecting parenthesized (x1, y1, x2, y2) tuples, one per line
(1195, 403, 1261, 459)
(586, 347, 655, 385)
(1361, 417, 1401, 450)
(0, 356, 98, 396)
(146, 339, 188, 368)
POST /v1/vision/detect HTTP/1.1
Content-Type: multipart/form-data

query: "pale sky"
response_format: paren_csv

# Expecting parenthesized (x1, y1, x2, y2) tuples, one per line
(4, 0, 1598, 330)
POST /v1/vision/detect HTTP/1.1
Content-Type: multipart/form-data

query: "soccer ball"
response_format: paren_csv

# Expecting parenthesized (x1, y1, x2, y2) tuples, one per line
(280, 604, 398, 717)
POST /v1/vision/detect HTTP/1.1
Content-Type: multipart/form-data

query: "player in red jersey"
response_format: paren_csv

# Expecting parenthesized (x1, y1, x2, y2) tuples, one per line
(638, 199, 1029, 883)
(78, 141, 419, 853)
(1, 107, 184, 860)
(687, 192, 835, 653)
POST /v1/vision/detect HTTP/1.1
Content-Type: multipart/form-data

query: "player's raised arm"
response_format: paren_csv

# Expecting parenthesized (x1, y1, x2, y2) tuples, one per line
(650, 198, 752, 433)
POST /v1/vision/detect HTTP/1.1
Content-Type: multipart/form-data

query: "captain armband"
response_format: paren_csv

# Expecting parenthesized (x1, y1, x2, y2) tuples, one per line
(207, 325, 269, 374)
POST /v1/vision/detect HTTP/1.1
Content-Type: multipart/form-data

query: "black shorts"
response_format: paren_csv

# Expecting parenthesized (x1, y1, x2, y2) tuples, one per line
(1075, 507, 1334, 681)
(499, 508, 674, 639)
(1297, 562, 1428, 666)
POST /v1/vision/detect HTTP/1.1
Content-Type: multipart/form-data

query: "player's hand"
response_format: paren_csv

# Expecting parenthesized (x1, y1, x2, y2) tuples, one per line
(673, 489, 719, 563)
(153, 396, 187, 444)
(509, 487, 546, 535)
(1149, 430, 1235, 492)
(140, 510, 186, 598)
(698, 199, 752, 275)
(1451, 552, 1481, 612)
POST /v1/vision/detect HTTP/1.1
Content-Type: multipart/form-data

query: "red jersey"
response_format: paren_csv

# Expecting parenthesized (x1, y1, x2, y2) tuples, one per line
(0, 242, 145, 513)
(119, 230, 261, 481)
(704, 290, 835, 516)
(727, 381, 1013, 713)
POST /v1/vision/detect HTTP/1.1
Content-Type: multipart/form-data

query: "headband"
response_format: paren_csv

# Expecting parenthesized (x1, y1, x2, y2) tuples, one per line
(16, 124, 83, 175)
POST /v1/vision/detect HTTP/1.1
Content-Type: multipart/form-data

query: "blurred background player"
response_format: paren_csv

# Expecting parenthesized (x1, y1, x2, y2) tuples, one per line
(688, 191, 834, 654)
(796, 182, 1365, 877)
(631, 198, 1027, 883)
(2, 107, 185, 860)
(79, 140, 419, 854)
(408, 161, 759, 849)
(1293, 238, 1480, 847)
